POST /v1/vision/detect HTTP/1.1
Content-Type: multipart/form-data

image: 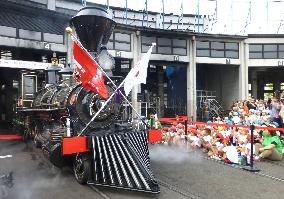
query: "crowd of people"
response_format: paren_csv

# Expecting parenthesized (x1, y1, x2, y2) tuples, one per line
(154, 97, 284, 164)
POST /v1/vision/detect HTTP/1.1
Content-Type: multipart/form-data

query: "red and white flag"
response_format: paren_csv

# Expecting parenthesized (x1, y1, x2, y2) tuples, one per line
(124, 43, 155, 96)
(73, 42, 108, 99)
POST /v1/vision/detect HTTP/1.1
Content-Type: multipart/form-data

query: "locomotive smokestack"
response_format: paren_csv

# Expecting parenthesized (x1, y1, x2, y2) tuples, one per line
(70, 6, 116, 54)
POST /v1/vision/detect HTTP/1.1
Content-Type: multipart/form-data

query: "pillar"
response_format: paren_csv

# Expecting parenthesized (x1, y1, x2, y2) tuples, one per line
(273, 80, 281, 99)
(131, 31, 142, 117)
(251, 69, 258, 99)
(187, 37, 197, 120)
(258, 78, 264, 99)
(239, 41, 249, 100)
(157, 66, 164, 117)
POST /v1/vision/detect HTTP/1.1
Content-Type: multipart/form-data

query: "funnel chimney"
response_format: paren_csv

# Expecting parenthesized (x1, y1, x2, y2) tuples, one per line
(70, 6, 116, 53)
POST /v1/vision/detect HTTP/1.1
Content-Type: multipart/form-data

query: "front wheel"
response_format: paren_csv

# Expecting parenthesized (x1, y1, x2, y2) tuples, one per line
(73, 153, 92, 184)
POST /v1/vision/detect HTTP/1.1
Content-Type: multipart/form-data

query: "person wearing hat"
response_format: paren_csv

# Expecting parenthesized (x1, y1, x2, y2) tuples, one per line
(255, 128, 283, 161)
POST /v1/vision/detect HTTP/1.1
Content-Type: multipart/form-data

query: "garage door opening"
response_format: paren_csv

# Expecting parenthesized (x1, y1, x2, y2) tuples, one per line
(196, 63, 240, 118)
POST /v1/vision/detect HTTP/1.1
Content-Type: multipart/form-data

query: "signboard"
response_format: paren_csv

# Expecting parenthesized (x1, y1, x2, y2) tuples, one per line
(278, 61, 284, 66)
(0, 59, 63, 70)
(43, 42, 51, 50)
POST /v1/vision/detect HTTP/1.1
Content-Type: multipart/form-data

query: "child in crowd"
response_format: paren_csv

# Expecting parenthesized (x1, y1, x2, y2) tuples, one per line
(159, 97, 284, 163)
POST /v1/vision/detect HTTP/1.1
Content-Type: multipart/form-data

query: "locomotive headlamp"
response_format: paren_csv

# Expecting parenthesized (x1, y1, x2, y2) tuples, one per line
(96, 48, 115, 71)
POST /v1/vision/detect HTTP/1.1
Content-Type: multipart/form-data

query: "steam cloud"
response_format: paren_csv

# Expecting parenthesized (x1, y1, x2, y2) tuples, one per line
(149, 144, 203, 164)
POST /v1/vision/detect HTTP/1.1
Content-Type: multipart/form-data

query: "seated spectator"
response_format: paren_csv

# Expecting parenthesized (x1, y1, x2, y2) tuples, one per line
(255, 129, 283, 161)
(222, 141, 239, 164)
(200, 128, 213, 152)
(187, 130, 201, 149)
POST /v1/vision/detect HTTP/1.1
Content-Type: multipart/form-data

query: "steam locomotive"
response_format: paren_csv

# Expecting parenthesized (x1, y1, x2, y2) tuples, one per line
(16, 6, 159, 193)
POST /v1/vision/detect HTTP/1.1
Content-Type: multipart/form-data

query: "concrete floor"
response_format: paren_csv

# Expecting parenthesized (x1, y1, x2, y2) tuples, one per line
(1, 141, 284, 199)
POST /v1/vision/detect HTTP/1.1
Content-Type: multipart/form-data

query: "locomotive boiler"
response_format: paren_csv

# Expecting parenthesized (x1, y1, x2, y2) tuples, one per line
(16, 6, 160, 193)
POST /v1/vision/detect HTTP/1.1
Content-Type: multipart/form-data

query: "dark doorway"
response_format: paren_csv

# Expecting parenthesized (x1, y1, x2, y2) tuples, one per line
(0, 68, 20, 132)
(140, 63, 187, 118)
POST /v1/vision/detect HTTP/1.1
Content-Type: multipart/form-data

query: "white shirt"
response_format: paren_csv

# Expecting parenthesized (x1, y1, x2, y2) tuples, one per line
(189, 136, 201, 147)
(223, 145, 239, 164)
(203, 135, 213, 144)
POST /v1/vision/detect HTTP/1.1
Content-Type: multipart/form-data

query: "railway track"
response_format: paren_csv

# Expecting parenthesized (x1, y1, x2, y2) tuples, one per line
(203, 155, 284, 184)
(157, 179, 203, 199)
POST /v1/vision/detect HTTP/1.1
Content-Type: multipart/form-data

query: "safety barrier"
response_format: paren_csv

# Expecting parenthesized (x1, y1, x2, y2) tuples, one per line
(148, 129, 163, 143)
(158, 116, 284, 132)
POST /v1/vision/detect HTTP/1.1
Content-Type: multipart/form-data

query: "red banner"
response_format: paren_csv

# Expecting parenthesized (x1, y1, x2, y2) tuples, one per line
(73, 42, 108, 99)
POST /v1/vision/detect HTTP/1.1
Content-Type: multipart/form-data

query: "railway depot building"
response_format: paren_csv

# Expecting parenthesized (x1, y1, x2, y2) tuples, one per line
(1, 0, 284, 128)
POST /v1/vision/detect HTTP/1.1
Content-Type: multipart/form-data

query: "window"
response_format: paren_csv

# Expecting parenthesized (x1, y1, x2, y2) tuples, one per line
(172, 39, 187, 55)
(115, 42, 131, 51)
(281, 83, 284, 91)
(197, 41, 210, 49)
(23, 76, 36, 99)
(158, 37, 171, 46)
(196, 41, 239, 59)
(279, 45, 284, 59)
(211, 42, 225, 58)
(172, 39, 187, 48)
(0, 50, 12, 60)
(141, 36, 187, 55)
(211, 42, 224, 49)
(120, 59, 131, 72)
(58, 56, 66, 65)
(249, 52, 262, 59)
(264, 83, 273, 91)
(107, 32, 131, 52)
(196, 41, 210, 57)
(249, 43, 284, 59)
(157, 37, 172, 54)
(114, 32, 131, 51)
(264, 93, 274, 101)
(158, 46, 171, 54)
(263, 44, 277, 58)
(173, 48, 186, 55)
(196, 49, 210, 57)
(225, 42, 239, 58)
(225, 43, 239, 50)
(211, 50, 224, 58)
(249, 44, 262, 51)
(141, 36, 157, 53)
(107, 41, 114, 50)
(264, 83, 274, 101)
(115, 32, 130, 43)
(13, 80, 19, 89)
(249, 44, 262, 59)
(225, 51, 239, 58)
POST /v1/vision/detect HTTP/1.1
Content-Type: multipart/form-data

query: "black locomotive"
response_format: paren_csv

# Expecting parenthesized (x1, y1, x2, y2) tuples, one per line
(16, 6, 159, 193)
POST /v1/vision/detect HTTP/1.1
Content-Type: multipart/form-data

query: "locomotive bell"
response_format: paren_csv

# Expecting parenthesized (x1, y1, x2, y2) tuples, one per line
(70, 6, 116, 54)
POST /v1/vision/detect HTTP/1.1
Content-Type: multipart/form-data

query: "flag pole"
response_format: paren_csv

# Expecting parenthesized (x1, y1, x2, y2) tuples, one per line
(79, 79, 127, 136)
(66, 27, 150, 130)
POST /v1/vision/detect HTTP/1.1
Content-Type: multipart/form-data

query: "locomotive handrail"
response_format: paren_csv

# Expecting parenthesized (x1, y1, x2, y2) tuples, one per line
(17, 108, 62, 112)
